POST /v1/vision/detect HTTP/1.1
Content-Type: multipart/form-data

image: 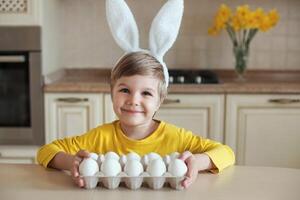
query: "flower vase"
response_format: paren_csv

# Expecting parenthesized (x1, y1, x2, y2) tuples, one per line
(233, 44, 249, 82)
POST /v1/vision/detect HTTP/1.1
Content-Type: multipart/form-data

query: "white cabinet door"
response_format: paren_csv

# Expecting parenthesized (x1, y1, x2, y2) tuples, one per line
(0, 0, 41, 25)
(0, 146, 38, 164)
(45, 93, 103, 143)
(104, 93, 117, 123)
(156, 94, 225, 142)
(226, 94, 300, 168)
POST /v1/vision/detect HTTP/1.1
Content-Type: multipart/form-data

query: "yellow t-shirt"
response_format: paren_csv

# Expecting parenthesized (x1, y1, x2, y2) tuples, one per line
(37, 120, 235, 172)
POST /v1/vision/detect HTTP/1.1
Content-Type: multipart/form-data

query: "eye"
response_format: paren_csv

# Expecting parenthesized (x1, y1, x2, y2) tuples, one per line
(119, 88, 130, 93)
(142, 91, 153, 96)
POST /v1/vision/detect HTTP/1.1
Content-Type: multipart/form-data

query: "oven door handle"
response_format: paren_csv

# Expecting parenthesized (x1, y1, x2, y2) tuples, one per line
(0, 55, 26, 63)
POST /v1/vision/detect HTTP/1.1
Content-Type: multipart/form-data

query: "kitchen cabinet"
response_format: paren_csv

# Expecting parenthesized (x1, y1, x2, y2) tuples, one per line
(104, 94, 117, 123)
(0, 146, 38, 164)
(225, 94, 300, 168)
(45, 93, 104, 143)
(44, 92, 300, 168)
(0, 0, 41, 25)
(157, 94, 224, 142)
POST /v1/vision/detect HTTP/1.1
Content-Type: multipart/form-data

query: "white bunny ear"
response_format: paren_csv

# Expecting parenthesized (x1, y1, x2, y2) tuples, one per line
(106, 0, 140, 52)
(149, 0, 184, 61)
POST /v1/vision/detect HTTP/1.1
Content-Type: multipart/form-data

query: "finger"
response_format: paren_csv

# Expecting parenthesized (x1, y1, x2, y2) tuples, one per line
(74, 176, 85, 188)
(71, 156, 82, 177)
(182, 177, 192, 188)
(179, 151, 192, 161)
(185, 157, 196, 177)
(76, 150, 90, 158)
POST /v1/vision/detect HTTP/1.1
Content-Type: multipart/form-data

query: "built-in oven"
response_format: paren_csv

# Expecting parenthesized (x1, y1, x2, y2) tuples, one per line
(0, 27, 44, 145)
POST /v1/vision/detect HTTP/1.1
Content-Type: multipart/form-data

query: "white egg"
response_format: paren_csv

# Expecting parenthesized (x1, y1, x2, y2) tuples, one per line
(168, 158, 187, 177)
(146, 159, 166, 177)
(141, 152, 162, 167)
(79, 158, 99, 176)
(101, 158, 121, 176)
(164, 152, 180, 165)
(124, 160, 144, 177)
(120, 152, 141, 168)
(170, 152, 180, 160)
(89, 152, 99, 161)
(104, 151, 120, 160)
(126, 152, 141, 161)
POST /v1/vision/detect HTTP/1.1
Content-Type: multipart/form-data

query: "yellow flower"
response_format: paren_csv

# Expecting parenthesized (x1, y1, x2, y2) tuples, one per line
(259, 15, 274, 32)
(218, 4, 231, 23)
(244, 12, 257, 29)
(252, 8, 265, 29)
(268, 9, 280, 26)
(208, 4, 232, 35)
(208, 4, 279, 43)
(231, 14, 241, 31)
(235, 5, 251, 28)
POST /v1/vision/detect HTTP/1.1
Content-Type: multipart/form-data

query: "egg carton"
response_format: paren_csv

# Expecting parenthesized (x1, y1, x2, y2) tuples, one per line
(81, 172, 186, 190)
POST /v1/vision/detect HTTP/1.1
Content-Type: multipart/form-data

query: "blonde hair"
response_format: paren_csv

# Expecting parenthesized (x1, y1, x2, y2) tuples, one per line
(110, 52, 168, 101)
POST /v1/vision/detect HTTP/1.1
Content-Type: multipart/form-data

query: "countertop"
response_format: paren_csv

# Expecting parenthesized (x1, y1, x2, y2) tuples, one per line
(43, 69, 300, 94)
(1, 164, 300, 200)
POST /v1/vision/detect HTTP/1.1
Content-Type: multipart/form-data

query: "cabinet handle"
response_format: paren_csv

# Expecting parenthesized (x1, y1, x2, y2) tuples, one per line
(268, 98, 300, 104)
(56, 97, 89, 103)
(0, 152, 2, 157)
(163, 98, 181, 104)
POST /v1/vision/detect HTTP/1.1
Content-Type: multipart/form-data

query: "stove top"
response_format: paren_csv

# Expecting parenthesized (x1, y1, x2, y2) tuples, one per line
(168, 69, 219, 84)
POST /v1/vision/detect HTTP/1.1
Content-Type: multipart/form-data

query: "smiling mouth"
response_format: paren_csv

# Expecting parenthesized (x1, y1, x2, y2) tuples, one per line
(121, 108, 144, 114)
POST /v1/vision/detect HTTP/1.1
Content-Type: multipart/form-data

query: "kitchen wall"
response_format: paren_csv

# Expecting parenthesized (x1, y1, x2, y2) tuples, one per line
(42, 0, 300, 75)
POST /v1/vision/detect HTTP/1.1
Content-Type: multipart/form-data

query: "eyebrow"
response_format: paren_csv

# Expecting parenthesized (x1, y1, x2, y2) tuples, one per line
(117, 83, 128, 87)
(117, 83, 156, 92)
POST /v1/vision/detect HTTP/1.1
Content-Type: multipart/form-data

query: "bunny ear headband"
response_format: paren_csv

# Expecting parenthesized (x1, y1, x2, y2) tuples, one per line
(106, 0, 184, 87)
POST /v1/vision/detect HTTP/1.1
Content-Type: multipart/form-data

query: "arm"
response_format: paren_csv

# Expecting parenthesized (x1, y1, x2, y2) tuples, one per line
(48, 150, 90, 188)
(48, 151, 75, 170)
(179, 131, 235, 173)
(37, 127, 101, 168)
(178, 130, 235, 188)
(36, 128, 100, 188)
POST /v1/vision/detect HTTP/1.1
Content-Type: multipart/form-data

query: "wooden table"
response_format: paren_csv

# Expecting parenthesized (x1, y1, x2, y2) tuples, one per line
(1, 164, 299, 200)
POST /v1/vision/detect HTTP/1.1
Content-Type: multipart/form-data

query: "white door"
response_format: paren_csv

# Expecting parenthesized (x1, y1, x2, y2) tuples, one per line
(226, 94, 300, 168)
(45, 93, 103, 143)
(104, 93, 117, 123)
(156, 94, 225, 142)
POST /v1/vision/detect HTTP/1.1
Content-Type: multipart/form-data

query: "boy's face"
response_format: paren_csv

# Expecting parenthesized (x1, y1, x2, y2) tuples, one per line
(112, 75, 161, 128)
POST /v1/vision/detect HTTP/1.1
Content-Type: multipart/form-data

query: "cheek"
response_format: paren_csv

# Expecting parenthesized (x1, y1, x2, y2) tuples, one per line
(146, 99, 161, 112)
(111, 94, 122, 108)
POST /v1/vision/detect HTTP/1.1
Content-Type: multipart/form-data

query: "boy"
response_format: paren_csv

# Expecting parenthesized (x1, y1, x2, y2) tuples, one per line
(37, 52, 235, 188)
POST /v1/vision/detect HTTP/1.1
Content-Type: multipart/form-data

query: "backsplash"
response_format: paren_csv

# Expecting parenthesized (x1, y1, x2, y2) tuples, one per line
(42, 0, 300, 75)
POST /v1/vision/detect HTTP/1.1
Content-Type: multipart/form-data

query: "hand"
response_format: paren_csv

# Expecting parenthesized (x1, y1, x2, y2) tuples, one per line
(179, 151, 198, 189)
(71, 150, 90, 188)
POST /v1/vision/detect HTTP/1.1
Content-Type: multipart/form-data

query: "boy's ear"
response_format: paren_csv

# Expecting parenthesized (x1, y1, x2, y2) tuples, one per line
(149, 0, 184, 61)
(106, 0, 140, 52)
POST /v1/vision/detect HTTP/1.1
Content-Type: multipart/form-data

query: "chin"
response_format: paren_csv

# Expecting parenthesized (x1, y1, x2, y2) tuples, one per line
(120, 118, 151, 127)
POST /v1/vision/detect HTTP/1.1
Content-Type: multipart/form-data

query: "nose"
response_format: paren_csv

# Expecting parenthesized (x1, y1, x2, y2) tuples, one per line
(126, 93, 140, 106)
